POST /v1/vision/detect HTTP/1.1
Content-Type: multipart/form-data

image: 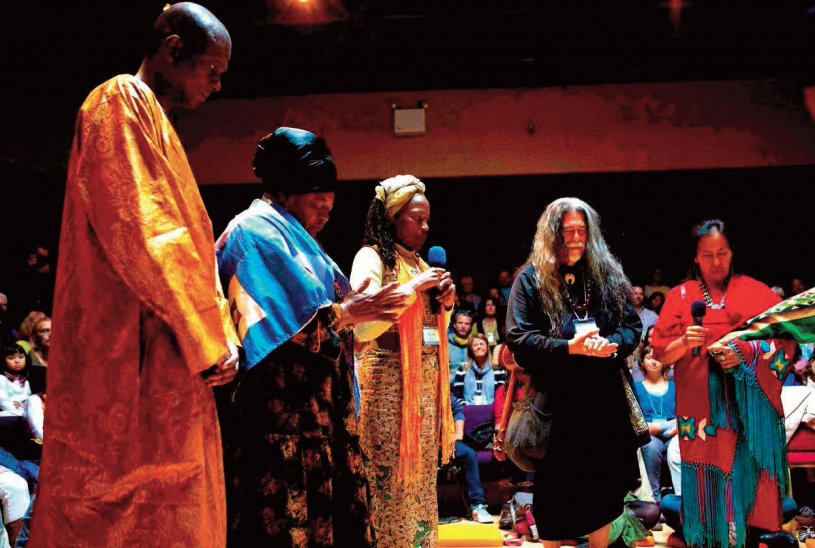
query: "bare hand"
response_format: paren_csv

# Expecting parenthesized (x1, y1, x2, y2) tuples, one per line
(342, 281, 409, 325)
(583, 335, 618, 358)
(681, 325, 707, 350)
(437, 273, 455, 309)
(202, 340, 239, 387)
(568, 328, 598, 355)
(410, 268, 445, 293)
(648, 423, 662, 436)
(708, 341, 739, 370)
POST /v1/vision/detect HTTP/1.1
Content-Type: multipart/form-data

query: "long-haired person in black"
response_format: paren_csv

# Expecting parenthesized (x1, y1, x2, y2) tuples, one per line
(506, 197, 647, 548)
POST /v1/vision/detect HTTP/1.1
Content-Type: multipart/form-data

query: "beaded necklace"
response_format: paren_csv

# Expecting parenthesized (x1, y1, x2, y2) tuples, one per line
(697, 277, 727, 309)
(563, 266, 591, 321)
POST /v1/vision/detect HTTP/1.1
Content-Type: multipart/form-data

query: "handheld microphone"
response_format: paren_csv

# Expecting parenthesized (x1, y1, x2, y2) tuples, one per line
(427, 246, 447, 314)
(690, 300, 707, 356)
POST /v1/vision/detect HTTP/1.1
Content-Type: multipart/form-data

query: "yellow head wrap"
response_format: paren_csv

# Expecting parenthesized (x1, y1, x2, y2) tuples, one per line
(375, 175, 426, 219)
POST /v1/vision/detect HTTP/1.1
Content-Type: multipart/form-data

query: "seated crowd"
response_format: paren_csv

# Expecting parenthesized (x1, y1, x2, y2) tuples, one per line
(0, 253, 812, 545)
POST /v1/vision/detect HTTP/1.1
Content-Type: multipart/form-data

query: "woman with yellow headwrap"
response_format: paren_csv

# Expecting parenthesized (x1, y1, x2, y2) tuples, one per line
(350, 175, 457, 548)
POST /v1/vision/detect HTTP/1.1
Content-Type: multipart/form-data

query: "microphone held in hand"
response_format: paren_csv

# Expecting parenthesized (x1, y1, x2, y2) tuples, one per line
(427, 246, 447, 314)
(690, 300, 707, 356)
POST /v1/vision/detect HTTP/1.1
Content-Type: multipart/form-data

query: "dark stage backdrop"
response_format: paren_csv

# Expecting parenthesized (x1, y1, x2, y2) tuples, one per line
(199, 164, 815, 296)
(1, 164, 813, 304)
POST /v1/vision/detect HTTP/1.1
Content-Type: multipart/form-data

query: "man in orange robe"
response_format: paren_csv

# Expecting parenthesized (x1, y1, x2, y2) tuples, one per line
(27, 4, 239, 547)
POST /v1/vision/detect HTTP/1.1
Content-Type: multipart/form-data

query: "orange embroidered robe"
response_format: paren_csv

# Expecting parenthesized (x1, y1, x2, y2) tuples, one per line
(28, 75, 238, 548)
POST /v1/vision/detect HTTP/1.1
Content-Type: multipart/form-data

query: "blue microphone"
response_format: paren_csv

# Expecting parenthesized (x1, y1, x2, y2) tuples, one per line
(427, 246, 447, 314)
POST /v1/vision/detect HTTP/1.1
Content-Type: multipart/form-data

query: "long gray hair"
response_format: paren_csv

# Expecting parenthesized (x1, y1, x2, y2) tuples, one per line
(526, 197, 632, 336)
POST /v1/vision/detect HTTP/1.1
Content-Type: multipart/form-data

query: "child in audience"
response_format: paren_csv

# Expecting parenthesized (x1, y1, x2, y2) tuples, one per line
(0, 343, 43, 444)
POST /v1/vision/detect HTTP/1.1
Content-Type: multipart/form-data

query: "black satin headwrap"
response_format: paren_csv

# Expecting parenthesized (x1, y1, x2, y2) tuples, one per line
(252, 127, 338, 195)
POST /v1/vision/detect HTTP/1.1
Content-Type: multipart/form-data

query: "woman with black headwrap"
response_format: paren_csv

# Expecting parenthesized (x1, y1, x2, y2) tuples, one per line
(216, 128, 406, 547)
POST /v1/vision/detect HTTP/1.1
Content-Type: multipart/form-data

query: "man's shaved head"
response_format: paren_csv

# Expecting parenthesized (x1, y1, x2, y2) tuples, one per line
(145, 2, 231, 61)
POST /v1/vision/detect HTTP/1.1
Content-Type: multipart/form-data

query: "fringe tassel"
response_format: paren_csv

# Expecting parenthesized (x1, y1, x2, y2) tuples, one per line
(681, 462, 730, 548)
(728, 356, 788, 490)
(396, 257, 425, 483)
(708, 363, 730, 428)
(687, 343, 788, 548)
(436, 312, 455, 466)
(731, 439, 760, 548)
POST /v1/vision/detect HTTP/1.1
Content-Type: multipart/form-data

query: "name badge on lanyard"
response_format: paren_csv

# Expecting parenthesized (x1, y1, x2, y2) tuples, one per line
(423, 326, 441, 346)
(574, 318, 598, 337)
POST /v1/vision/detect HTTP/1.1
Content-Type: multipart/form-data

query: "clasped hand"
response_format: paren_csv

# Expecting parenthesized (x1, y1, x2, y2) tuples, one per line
(567, 328, 618, 358)
(410, 267, 456, 309)
(202, 340, 240, 387)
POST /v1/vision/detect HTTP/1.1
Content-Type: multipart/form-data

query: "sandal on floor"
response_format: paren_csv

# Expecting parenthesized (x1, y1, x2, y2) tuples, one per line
(503, 532, 525, 546)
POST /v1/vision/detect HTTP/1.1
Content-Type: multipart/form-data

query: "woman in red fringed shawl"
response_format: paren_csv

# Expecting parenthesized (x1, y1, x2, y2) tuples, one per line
(652, 220, 797, 548)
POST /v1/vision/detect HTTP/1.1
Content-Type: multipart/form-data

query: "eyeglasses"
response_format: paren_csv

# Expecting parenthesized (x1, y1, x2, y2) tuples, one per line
(561, 228, 586, 238)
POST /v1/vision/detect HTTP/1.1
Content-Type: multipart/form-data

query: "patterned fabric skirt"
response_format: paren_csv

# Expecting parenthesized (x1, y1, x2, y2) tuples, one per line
(357, 344, 440, 548)
(220, 342, 374, 548)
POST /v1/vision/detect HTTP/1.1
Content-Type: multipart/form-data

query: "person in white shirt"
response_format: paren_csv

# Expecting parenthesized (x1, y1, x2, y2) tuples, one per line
(0, 343, 43, 443)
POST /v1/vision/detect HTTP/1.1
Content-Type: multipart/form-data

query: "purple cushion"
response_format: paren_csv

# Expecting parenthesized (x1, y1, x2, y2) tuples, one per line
(464, 404, 495, 465)
(475, 450, 494, 465)
(463, 404, 495, 432)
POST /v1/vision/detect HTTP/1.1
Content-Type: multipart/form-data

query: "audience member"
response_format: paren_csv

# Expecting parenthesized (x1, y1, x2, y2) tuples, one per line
(0, 448, 37, 496)
(16, 247, 55, 318)
(632, 286, 658, 334)
(451, 394, 493, 523)
(449, 310, 474, 378)
(27, 318, 49, 368)
(457, 275, 481, 314)
(646, 291, 664, 315)
(497, 270, 513, 307)
(453, 334, 506, 404)
(0, 295, 12, 343)
(792, 278, 807, 297)
(12, 494, 34, 548)
(644, 268, 671, 300)
(0, 466, 29, 547)
(0, 343, 43, 445)
(629, 325, 668, 383)
(633, 347, 676, 504)
(475, 296, 503, 348)
(13, 314, 45, 355)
